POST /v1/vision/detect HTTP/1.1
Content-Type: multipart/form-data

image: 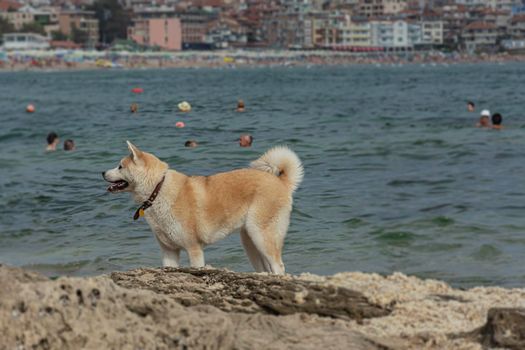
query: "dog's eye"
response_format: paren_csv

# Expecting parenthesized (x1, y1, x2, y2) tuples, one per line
(118, 165, 123, 170)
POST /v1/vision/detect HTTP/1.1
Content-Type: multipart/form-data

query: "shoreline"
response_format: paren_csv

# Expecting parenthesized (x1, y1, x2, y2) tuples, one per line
(1, 264, 524, 349)
(1, 50, 525, 72)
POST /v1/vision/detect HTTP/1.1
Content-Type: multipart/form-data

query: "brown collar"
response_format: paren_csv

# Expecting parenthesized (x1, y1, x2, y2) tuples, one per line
(133, 175, 166, 220)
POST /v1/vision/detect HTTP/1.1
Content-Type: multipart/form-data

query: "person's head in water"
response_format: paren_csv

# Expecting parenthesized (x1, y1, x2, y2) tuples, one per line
(46, 132, 59, 151)
(477, 116, 490, 128)
(467, 101, 475, 112)
(130, 103, 138, 113)
(236, 99, 245, 112)
(491, 113, 503, 129)
(476, 109, 491, 128)
(64, 139, 75, 151)
(239, 134, 253, 147)
(184, 140, 198, 148)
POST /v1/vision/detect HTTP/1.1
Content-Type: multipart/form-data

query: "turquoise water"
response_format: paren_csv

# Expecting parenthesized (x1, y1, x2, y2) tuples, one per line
(1, 64, 525, 287)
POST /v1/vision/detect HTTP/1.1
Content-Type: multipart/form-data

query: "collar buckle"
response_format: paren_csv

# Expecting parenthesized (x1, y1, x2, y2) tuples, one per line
(133, 175, 166, 220)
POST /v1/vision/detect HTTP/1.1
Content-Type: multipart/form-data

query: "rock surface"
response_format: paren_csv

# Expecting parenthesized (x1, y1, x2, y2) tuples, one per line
(110, 267, 389, 321)
(1, 264, 525, 349)
(467, 308, 525, 349)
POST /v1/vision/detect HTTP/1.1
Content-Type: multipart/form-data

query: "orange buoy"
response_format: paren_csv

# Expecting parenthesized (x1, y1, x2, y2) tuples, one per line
(175, 121, 185, 128)
(26, 104, 35, 113)
(131, 87, 144, 94)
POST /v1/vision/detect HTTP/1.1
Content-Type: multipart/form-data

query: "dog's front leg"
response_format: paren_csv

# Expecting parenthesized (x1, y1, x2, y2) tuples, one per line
(187, 246, 205, 268)
(161, 248, 180, 267)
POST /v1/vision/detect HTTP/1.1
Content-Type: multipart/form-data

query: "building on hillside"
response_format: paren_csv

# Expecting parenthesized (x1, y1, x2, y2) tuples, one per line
(205, 18, 247, 48)
(0, 5, 59, 38)
(462, 21, 498, 52)
(282, 0, 315, 14)
(370, 20, 410, 48)
(267, 11, 321, 48)
(0, 0, 22, 12)
(486, 0, 522, 12)
(358, 0, 385, 17)
(178, 8, 218, 48)
(311, 11, 345, 47)
(1, 5, 56, 29)
(339, 19, 372, 47)
(383, 0, 407, 15)
(454, 0, 487, 6)
(509, 14, 525, 38)
(2, 32, 50, 50)
(441, 4, 470, 50)
(368, 19, 418, 48)
(58, 10, 98, 47)
(420, 20, 443, 45)
(237, 0, 281, 46)
(132, 6, 177, 19)
(500, 38, 525, 52)
(128, 17, 182, 50)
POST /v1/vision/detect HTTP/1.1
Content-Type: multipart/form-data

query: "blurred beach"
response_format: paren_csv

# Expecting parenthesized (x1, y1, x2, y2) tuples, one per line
(2, 49, 525, 71)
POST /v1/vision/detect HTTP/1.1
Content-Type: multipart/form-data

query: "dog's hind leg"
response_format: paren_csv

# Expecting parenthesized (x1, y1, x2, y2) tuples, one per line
(240, 227, 265, 272)
(244, 224, 285, 275)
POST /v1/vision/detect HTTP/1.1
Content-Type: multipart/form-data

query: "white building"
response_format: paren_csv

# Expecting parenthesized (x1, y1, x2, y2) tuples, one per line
(2, 33, 50, 50)
(454, 0, 489, 6)
(339, 20, 372, 46)
(370, 20, 410, 48)
(421, 20, 444, 44)
(486, 0, 522, 11)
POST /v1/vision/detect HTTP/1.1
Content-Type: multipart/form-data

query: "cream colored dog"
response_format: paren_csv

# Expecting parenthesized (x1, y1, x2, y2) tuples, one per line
(103, 141, 303, 274)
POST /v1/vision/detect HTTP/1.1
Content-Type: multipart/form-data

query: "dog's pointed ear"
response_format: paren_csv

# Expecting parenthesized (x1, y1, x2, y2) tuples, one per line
(126, 141, 143, 161)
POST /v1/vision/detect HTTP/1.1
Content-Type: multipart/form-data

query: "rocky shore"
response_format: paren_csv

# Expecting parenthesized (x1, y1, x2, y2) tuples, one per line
(1, 264, 524, 349)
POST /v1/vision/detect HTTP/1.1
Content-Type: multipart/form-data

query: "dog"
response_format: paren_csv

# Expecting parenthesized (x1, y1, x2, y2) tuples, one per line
(103, 141, 303, 274)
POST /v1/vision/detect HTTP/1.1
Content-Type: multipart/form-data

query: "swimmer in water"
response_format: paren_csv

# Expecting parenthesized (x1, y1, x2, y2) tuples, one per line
(185, 140, 198, 148)
(491, 113, 503, 130)
(46, 132, 59, 151)
(130, 103, 138, 113)
(476, 110, 491, 128)
(236, 99, 245, 112)
(467, 101, 475, 113)
(239, 134, 253, 147)
(64, 139, 75, 151)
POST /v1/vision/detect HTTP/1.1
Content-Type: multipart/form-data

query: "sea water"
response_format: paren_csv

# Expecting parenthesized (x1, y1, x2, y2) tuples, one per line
(1, 64, 524, 288)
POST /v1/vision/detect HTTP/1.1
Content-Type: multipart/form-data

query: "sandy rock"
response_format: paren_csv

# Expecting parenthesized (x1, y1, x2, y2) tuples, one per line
(466, 308, 525, 349)
(110, 267, 389, 321)
(0, 265, 232, 349)
(0, 265, 388, 350)
(2, 264, 525, 350)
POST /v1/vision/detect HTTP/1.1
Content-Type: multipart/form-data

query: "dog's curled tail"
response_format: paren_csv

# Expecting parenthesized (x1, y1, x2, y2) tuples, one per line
(250, 146, 304, 192)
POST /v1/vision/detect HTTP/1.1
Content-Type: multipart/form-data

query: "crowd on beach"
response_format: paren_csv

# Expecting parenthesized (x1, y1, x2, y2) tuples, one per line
(4, 51, 525, 72)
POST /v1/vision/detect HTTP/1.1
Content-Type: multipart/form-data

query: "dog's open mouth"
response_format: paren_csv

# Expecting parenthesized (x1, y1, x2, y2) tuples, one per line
(107, 180, 129, 192)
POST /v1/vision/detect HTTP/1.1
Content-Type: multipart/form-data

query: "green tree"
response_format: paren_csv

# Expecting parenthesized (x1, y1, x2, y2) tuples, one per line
(89, 0, 131, 45)
(0, 16, 15, 36)
(71, 25, 88, 44)
(51, 30, 68, 41)
(19, 21, 46, 35)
